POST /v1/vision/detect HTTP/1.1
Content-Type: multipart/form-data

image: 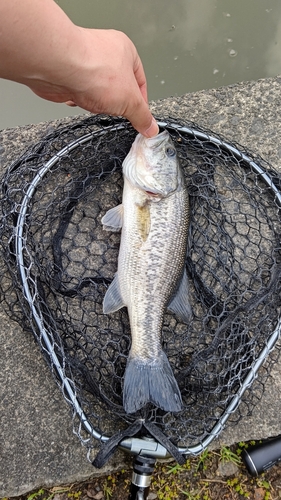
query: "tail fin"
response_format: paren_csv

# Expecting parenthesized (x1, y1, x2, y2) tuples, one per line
(123, 352, 182, 414)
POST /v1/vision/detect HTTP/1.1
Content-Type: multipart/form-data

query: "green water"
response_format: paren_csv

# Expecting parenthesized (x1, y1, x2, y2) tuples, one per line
(1, 0, 281, 129)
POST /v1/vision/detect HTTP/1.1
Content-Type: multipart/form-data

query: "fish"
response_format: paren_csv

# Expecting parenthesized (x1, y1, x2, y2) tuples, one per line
(101, 130, 191, 414)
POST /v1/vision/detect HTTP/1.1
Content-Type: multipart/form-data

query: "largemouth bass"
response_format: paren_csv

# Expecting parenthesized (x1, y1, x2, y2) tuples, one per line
(102, 130, 191, 414)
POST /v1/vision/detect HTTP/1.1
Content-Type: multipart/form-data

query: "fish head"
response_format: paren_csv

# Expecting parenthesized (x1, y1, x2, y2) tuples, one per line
(122, 130, 181, 198)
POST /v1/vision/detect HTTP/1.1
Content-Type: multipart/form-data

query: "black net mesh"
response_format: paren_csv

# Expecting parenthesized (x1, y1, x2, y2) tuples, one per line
(1, 115, 281, 461)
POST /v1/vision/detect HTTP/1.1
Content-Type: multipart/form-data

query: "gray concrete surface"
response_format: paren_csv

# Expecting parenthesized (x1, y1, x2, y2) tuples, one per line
(1, 76, 281, 497)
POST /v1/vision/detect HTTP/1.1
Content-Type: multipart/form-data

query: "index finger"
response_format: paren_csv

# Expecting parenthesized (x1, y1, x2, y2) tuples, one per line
(133, 56, 149, 104)
(123, 87, 159, 138)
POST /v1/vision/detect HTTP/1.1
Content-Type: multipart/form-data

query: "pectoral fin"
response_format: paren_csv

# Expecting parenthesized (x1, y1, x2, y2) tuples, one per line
(101, 204, 123, 231)
(167, 268, 192, 323)
(103, 274, 126, 314)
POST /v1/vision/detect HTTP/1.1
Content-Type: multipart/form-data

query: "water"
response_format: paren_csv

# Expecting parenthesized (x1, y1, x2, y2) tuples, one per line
(1, 0, 281, 130)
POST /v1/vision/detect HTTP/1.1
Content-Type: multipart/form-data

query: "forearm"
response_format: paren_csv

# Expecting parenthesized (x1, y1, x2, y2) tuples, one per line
(0, 0, 82, 89)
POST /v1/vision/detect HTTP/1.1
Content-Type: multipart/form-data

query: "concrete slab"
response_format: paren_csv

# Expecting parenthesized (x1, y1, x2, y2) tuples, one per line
(1, 76, 281, 497)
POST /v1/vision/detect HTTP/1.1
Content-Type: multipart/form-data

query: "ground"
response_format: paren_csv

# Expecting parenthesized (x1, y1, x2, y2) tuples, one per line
(5, 442, 281, 500)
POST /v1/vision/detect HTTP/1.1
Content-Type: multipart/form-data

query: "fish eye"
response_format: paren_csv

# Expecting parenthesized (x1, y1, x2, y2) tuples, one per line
(166, 147, 176, 157)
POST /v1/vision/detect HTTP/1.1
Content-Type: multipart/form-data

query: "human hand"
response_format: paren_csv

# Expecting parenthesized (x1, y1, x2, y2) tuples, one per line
(29, 28, 159, 137)
(0, 0, 158, 137)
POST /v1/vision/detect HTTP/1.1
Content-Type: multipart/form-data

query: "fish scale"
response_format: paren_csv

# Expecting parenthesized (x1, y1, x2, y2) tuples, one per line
(102, 130, 191, 413)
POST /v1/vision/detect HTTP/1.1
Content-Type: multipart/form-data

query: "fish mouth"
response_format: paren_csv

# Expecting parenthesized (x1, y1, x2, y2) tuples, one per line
(132, 130, 168, 151)
(144, 130, 169, 150)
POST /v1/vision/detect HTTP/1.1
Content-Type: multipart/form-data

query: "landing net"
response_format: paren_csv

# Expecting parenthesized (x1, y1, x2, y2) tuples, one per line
(1, 115, 281, 463)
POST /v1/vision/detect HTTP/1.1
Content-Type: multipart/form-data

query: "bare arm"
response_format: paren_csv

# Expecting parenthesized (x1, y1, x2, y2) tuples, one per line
(0, 0, 159, 137)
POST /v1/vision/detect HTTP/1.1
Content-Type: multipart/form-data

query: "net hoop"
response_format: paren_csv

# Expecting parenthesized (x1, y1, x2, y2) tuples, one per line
(12, 119, 281, 458)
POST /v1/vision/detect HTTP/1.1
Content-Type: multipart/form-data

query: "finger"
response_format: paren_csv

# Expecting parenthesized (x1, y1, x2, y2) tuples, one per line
(143, 116, 159, 138)
(65, 100, 77, 107)
(131, 55, 158, 136)
(125, 94, 159, 137)
(134, 58, 149, 104)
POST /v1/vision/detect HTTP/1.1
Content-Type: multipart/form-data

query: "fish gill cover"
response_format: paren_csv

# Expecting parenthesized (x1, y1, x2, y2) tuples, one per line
(1, 115, 281, 464)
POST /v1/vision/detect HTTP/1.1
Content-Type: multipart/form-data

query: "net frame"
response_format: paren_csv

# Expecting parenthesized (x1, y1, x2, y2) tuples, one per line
(1, 115, 281, 463)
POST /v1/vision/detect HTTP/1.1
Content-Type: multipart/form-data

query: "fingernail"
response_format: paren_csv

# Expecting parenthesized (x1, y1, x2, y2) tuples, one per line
(144, 117, 159, 137)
